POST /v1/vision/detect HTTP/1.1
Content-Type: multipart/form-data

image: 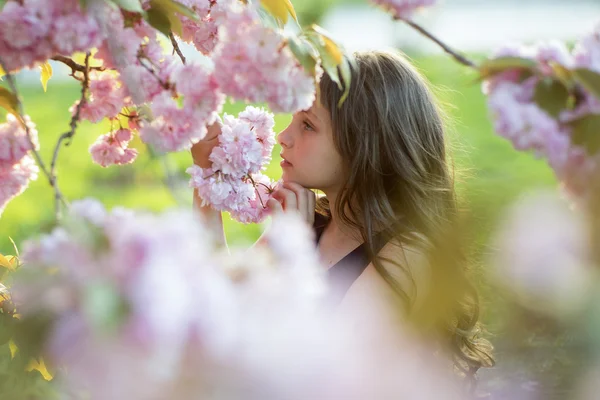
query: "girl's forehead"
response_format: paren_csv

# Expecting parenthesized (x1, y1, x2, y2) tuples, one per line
(305, 102, 330, 123)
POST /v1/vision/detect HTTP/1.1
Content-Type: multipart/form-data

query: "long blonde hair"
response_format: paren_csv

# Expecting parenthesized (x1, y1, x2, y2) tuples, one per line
(317, 50, 494, 385)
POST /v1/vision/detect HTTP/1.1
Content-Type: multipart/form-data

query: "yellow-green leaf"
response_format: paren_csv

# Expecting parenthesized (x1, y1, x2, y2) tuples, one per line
(337, 57, 353, 107)
(146, 0, 187, 37)
(306, 28, 343, 91)
(532, 78, 570, 118)
(479, 56, 537, 79)
(550, 63, 574, 90)
(0, 254, 16, 270)
(26, 358, 53, 381)
(40, 61, 52, 92)
(8, 237, 19, 257)
(146, 5, 173, 36)
(571, 114, 600, 155)
(261, 0, 297, 25)
(0, 87, 19, 117)
(310, 25, 343, 65)
(287, 36, 318, 76)
(572, 68, 600, 100)
(9, 339, 17, 359)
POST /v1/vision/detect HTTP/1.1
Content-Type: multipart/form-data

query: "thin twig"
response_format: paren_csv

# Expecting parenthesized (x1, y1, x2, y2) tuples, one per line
(137, 56, 170, 89)
(50, 52, 92, 217)
(400, 18, 478, 69)
(0, 57, 68, 212)
(169, 33, 186, 65)
(247, 174, 267, 209)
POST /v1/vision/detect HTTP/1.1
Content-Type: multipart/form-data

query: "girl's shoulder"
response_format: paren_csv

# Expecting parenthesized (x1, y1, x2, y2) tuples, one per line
(336, 236, 432, 324)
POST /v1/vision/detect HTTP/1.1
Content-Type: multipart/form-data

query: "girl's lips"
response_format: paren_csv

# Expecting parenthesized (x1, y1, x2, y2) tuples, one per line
(280, 154, 292, 167)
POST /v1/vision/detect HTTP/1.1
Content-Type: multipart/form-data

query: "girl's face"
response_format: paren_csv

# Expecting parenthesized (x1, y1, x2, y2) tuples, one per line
(277, 102, 345, 191)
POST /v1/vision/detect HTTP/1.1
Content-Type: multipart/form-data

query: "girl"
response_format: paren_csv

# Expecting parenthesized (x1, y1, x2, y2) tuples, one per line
(191, 49, 494, 387)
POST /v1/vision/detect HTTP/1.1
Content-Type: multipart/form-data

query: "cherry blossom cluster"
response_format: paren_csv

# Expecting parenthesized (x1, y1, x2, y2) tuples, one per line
(483, 24, 600, 200)
(187, 106, 277, 223)
(0, 0, 102, 73)
(13, 198, 462, 400)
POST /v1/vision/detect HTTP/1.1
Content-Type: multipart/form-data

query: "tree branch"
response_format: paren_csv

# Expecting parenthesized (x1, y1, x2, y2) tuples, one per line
(399, 18, 478, 69)
(50, 52, 92, 217)
(169, 33, 186, 65)
(51, 55, 105, 74)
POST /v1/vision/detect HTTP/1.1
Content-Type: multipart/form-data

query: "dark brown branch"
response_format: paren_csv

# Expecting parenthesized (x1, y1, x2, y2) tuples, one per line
(399, 18, 478, 69)
(169, 33, 186, 65)
(51, 55, 105, 74)
(50, 52, 92, 217)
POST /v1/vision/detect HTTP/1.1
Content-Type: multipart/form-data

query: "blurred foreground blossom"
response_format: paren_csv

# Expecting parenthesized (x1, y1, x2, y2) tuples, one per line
(491, 191, 597, 318)
(10, 199, 464, 399)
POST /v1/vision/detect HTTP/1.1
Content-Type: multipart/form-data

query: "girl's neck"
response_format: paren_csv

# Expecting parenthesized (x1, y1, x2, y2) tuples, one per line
(322, 188, 362, 242)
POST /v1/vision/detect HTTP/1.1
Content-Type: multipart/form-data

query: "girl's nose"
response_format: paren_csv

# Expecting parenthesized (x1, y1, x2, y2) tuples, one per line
(277, 122, 294, 149)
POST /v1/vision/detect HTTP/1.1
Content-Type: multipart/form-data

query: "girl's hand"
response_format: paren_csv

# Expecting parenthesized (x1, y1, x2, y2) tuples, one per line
(191, 119, 222, 169)
(267, 182, 316, 225)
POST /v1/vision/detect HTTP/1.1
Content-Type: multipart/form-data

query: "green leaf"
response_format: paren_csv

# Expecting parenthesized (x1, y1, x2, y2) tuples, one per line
(572, 68, 600, 100)
(310, 24, 343, 65)
(261, 0, 298, 26)
(550, 63, 574, 90)
(111, 0, 144, 13)
(337, 56, 353, 107)
(532, 78, 570, 118)
(8, 237, 19, 258)
(305, 26, 345, 92)
(145, 0, 190, 37)
(571, 114, 600, 155)
(39, 62, 52, 92)
(287, 36, 318, 76)
(479, 56, 537, 79)
(0, 87, 19, 117)
(0, 0, 8, 11)
(146, 4, 173, 37)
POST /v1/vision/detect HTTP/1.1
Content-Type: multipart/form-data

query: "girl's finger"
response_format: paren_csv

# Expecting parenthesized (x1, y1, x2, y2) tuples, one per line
(307, 190, 316, 225)
(283, 182, 308, 219)
(273, 188, 298, 212)
(266, 198, 283, 215)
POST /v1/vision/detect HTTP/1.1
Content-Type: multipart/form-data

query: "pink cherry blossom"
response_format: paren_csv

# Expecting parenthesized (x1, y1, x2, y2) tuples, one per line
(0, 0, 109, 71)
(0, 155, 39, 217)
(0, 0, 51, 50)
(51, 12, 102, 56)
(120, 64, 165, 105)
(573, 22, 600, 72)
(212, 6, 316, 113)
(0, 114, 39, 167)
(187, 107, 277, 223)
(73, 71, 126, 123)
(89, 129, 138, 167)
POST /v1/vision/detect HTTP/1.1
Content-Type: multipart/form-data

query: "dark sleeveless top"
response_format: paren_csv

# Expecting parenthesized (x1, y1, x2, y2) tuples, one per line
(314, 212, 388, 305)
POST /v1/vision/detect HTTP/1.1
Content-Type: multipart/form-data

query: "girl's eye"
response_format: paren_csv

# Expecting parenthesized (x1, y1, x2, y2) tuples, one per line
(302, 121, 314, 131)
